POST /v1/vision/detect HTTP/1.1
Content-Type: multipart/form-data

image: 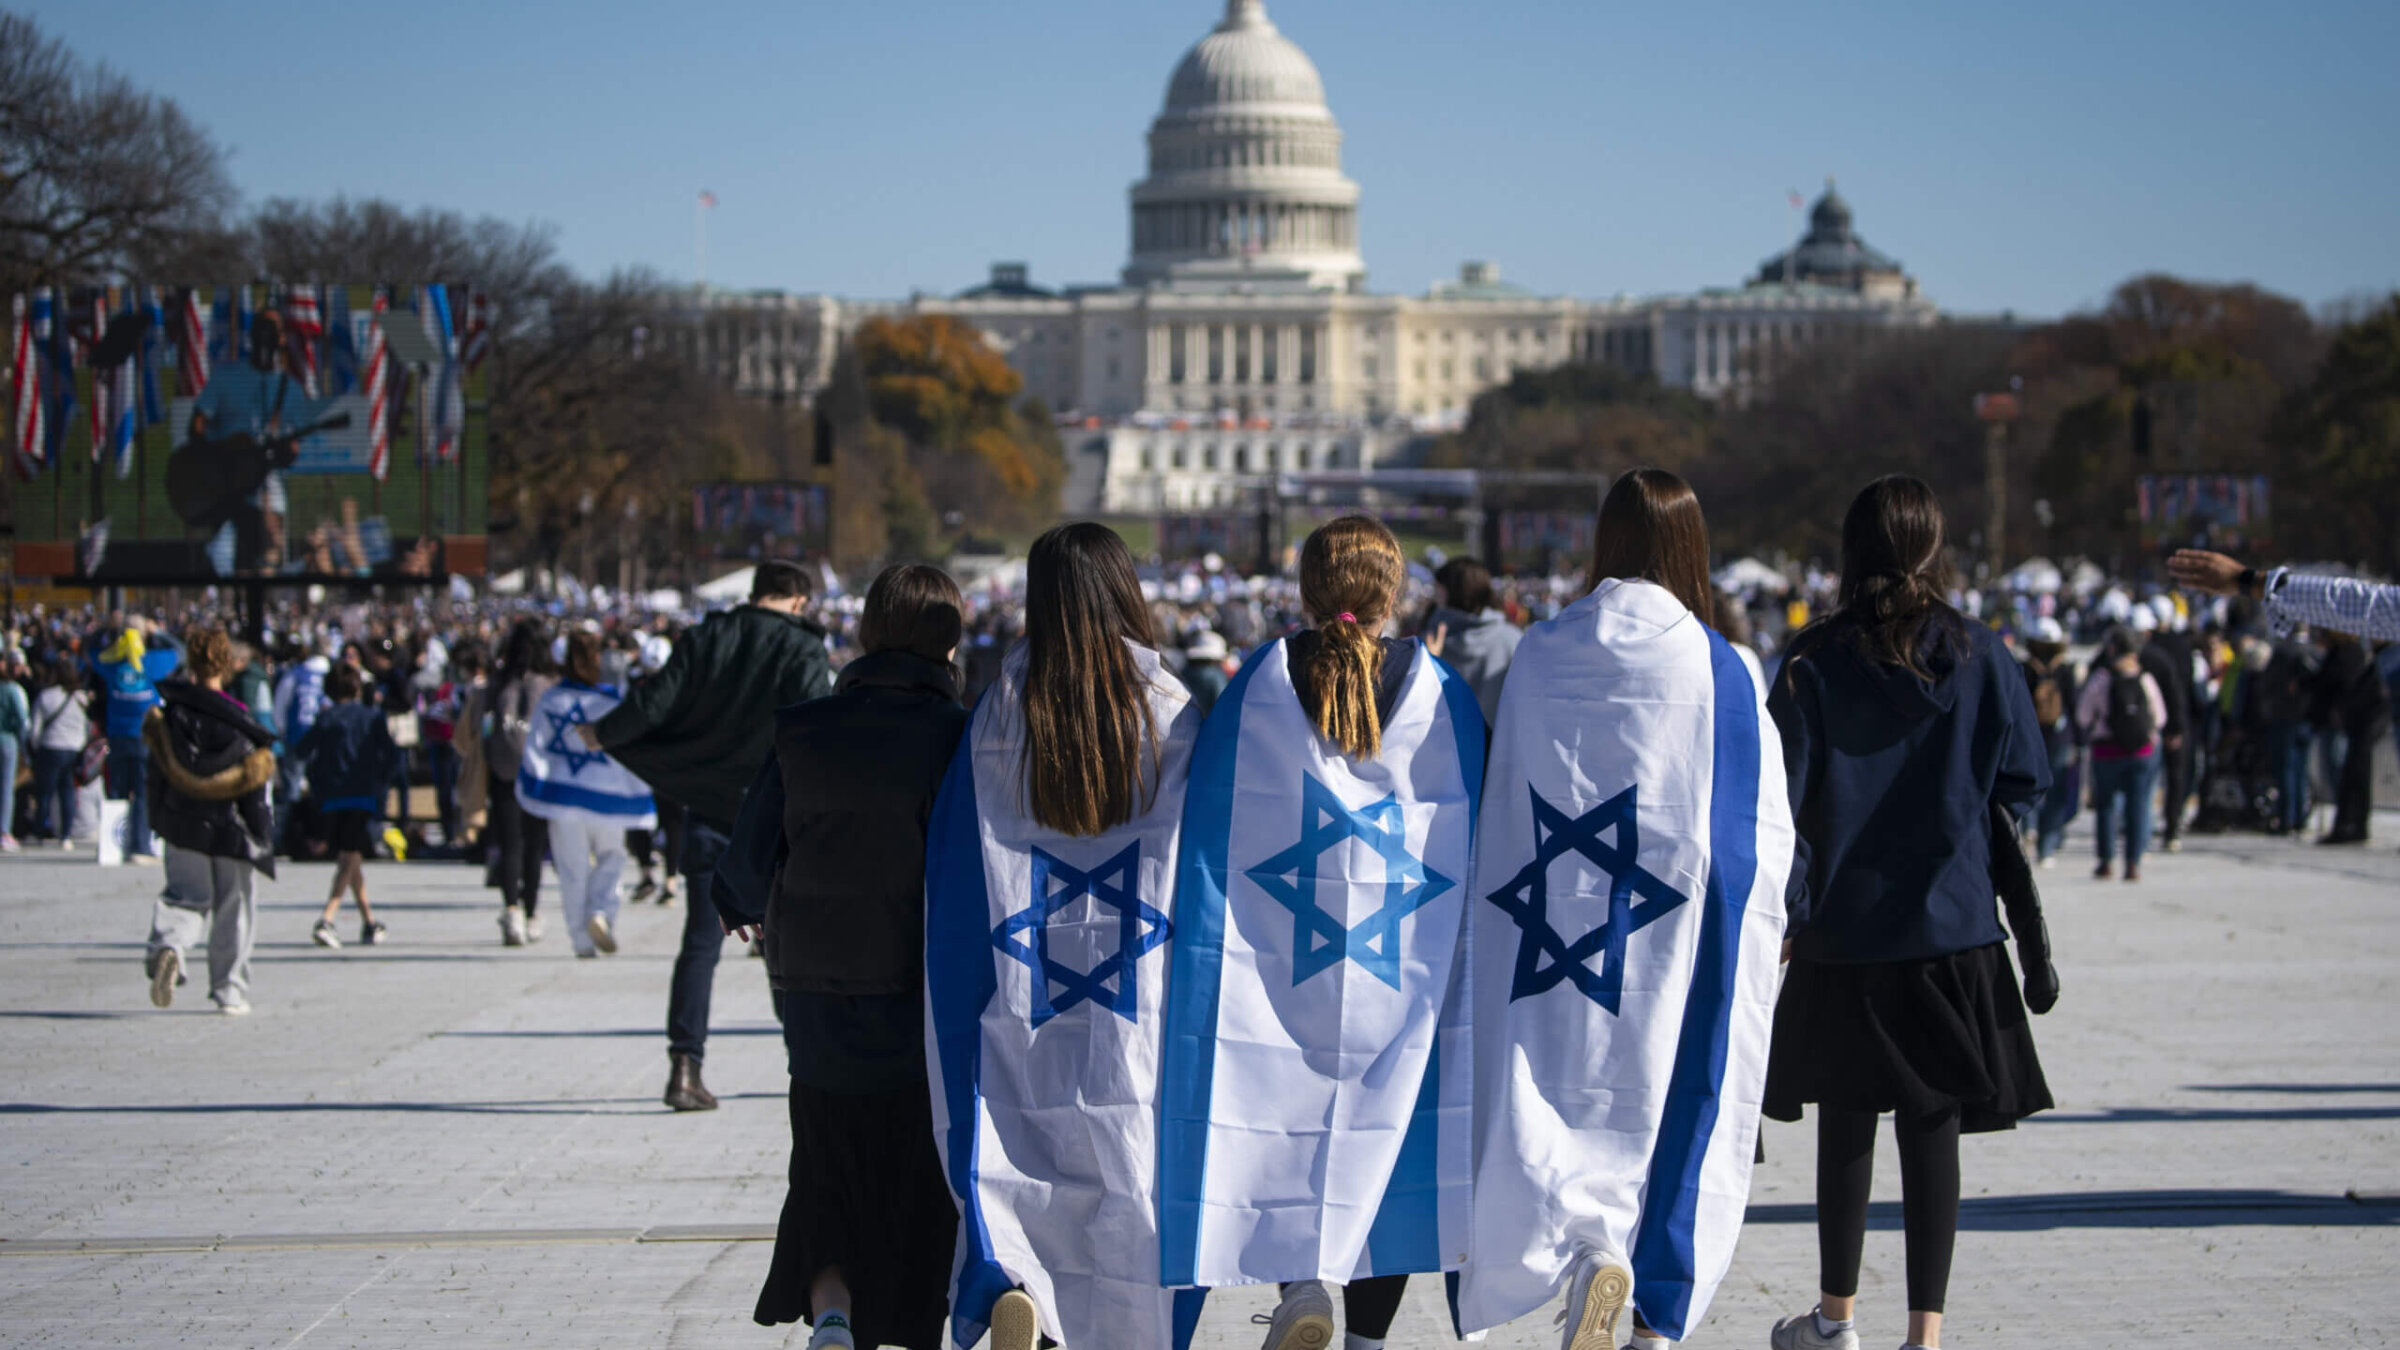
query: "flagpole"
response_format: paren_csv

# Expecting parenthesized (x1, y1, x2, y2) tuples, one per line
(695, 194, 708, 293)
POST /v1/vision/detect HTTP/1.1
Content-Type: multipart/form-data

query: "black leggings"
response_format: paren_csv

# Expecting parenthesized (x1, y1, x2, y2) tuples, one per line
(1277, 1274, 1407, 1341)
(487, 772, 547, 916)
(1816, 1104, 1960, 1314)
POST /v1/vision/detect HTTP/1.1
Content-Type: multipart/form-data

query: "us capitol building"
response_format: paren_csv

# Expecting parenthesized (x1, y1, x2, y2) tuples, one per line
(681, 0, 1936, 516)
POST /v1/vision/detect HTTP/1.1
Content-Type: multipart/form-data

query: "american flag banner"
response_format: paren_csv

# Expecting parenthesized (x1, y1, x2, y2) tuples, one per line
(12, 292, 43, 475)
(363, 289, 391, 481)
(139, 287, 167, 431)
(176, 287, 210, 396)
(87, 292, 107, 462)
(460, 290, 492, 373)
(284, 285, 323, 396)
(424, 284, 463, 463)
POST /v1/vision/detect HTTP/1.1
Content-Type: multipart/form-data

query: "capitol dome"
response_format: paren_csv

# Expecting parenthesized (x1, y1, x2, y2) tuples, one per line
(1124, 0, 1366, 292)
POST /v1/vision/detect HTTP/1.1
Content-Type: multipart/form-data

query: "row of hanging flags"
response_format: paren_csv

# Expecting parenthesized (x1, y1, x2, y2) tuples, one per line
(7, 283, 489, 482)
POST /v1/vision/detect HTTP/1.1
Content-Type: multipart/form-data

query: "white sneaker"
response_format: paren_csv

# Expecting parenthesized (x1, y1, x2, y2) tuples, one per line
(1623, 1334, 1669, 1350)
(500, 908, 526, 947)
(524, 913, 546, 944)
(588, 912, 617, 955)
(1555, 1252, 1633, 1350)
(989, 1288, 1039, 1350)
(312, 919, 342, 948)
(804, 1312, 856, 1349)
(1253, 1279, 1335, 1350)
(216, 992, 251, 1016)
(149, 948, 181, 1008)
(1769, 1308, 1861, 1350)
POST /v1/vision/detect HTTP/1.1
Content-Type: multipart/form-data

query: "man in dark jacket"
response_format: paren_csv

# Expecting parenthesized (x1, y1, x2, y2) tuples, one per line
(587, 560, 836, 1111)
(2137, 608, 2197, 851)
(143, 629, 276, 1015)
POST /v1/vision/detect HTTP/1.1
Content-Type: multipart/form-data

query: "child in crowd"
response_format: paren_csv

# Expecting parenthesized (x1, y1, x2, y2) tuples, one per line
(298, 663, 398, 947)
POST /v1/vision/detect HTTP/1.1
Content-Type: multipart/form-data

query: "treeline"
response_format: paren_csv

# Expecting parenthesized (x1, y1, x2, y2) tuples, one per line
(1435, 275, 2400, 578)
(0, 12, 1059, 581)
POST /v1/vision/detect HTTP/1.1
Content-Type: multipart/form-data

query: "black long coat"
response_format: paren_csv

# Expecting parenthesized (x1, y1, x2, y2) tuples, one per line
(144, 680, 277, 877)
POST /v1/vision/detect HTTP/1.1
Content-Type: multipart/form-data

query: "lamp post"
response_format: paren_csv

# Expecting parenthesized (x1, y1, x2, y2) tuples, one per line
(1973, 388, 2021, 582)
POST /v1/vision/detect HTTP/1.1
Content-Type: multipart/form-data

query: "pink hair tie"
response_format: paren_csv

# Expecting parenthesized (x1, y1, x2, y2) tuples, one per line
(1336, 612, 1357, 624)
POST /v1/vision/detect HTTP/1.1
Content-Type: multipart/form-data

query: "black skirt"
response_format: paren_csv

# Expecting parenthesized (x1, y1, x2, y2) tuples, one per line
(752, 1069, 960, 1347)
(1764, 941, 2052, 1135)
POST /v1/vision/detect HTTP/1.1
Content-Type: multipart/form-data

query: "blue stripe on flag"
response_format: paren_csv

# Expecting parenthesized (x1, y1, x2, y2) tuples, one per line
(1171, 1287, 1209, 1350)
(1363, 1029, 1443, 1274)
(513, 772, 656, 818)
(1429, 646, 1486, 822)
(1157, 639, 1270, 1287)
(924, 712, 1011, 1345)
(1629, 629, 1762, 1339)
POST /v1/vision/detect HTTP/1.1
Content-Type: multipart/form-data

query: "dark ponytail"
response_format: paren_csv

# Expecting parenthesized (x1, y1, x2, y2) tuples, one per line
(1816, 474, 1967, 678)
(1298, 516, 1406, 761)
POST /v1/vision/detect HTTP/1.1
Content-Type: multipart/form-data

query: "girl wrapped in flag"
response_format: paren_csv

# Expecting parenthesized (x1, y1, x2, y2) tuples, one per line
(1455, 469, 1794, 1350)
(1159, 515, 1484, 1350)
(925, 522, 1206, 1350)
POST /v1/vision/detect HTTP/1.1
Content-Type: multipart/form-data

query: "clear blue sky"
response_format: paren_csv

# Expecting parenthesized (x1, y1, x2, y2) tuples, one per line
(36, 0, 2400, 317)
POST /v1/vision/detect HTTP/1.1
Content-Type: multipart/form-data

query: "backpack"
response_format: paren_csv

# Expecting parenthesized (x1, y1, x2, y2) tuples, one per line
(2029, 665, 2065, 729)
(2104, 669, 2155, 750)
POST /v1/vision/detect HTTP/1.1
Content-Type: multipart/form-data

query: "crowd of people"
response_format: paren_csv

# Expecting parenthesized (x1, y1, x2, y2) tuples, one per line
(9, 470, 2394, 1349)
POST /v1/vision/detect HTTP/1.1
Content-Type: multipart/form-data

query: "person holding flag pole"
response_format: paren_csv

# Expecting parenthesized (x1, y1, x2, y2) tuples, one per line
(1158, 515, 1484, 1350)
(1454, 468, 1794, 1350)
(924, 522, 1206, 1350)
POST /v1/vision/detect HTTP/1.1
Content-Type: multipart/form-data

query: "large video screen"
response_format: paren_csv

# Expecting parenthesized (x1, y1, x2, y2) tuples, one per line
(2138, 474, 2271, 554)
(7, 283, 488, 583)
(690, 483, 831, 561)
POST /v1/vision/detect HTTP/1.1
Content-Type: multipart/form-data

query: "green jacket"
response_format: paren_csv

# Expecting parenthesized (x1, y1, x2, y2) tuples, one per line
(591, 605, 834, 827)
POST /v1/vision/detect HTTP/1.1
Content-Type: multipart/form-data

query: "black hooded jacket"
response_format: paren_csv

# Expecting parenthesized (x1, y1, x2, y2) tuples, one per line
(144, 681, 277, 877)
(1768, 615, 2048, 963)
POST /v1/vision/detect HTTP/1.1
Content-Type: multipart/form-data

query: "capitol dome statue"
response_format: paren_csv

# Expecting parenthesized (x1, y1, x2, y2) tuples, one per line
(1124, 0, 1367, 293)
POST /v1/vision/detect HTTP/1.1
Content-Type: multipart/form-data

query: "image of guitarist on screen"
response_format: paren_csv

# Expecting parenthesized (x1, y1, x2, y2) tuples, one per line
(183, 307, 329, 576)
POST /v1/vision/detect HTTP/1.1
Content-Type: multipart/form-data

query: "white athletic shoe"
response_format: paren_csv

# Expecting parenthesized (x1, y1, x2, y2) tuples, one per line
(499, 908, 526, 947)
(1769, 1308, 1861, 1350)
(149, 948, 181, 1008)
(215, 992, 251, 1016)
(1555, 1251, 1633, 1350)
(989, 1288, 1039, 1350)
(312, 919, 342, 948)
(524, 913, 546, 944)
(1253, 1279, 1336, 1350)
(587, 912, 617, 955)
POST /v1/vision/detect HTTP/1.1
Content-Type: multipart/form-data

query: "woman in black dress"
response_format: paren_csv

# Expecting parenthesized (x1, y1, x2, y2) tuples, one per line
(1763, 477, 2053, 1350)
(745, 564, 973, 1350)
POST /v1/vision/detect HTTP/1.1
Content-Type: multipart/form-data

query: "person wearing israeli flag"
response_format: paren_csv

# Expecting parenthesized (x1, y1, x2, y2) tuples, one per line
(1455, 469, 1794, 1350)
(514, 629, 653, 958)
(925, 522, 1206, 1350)
(1159, 516, 1485, 1350)
(1763, 477, 2052, 1350)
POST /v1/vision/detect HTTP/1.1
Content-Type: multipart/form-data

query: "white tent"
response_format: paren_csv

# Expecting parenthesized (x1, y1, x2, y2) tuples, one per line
(2004, 557, 2065, 593)
(695, 566, 754, 605)
(1714, 557, 1788, 594)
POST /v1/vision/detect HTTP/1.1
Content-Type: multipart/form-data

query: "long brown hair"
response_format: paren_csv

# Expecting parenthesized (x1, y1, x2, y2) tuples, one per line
(1021, 522, 1160, 837)
(1820, 474, 1965, 677)
(1589, 467, 1715, 628)
(1299, 515, 1405, 760)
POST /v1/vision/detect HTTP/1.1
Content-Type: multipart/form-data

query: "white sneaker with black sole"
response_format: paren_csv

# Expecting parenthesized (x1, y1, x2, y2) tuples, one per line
(1769, 1307, 1861, 1350)
(1554, 1251, 1633, 1350)
(1252, 1279, 1335, 1350)
(312, 919, 342, 948)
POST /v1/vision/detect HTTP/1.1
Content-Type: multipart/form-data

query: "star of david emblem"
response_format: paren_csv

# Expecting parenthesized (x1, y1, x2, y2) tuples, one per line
(542, 702, 607, 776)
(993, 841, 1171, 1028)
(1485, 783, 1689, 1012)
(1246, 774, 1453, 990)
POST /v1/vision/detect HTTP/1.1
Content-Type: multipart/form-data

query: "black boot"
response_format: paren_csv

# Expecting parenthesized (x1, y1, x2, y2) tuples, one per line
(664, 1052, 718, 1112)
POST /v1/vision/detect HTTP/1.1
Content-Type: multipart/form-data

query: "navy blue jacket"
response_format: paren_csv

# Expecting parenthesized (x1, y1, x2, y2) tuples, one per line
(298, 702, 399, 809)
(1768, 615, 2050, 964)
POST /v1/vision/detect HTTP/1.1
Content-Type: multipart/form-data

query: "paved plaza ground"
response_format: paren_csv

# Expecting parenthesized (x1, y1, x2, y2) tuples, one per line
(1, 813, 2395, 1349)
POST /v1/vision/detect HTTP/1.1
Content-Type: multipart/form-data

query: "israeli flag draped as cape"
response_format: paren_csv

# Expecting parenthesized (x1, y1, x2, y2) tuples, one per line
(1455, 580, 1792, 1341)
(1159, 636, 1483, 1289)
(515, 680, 656, 828)
(925, 642, 1206, 1350)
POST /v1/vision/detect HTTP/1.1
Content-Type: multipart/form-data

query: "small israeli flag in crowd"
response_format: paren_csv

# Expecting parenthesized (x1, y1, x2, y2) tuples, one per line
(1455, 580, 1793, 1341)
(1158, 637, 1483, 1290)
(925, 643, 1205, 1350)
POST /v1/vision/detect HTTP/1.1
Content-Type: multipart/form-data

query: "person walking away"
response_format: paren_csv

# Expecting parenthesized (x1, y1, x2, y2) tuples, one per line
(423, 647, 474, 847)
(2310, 629, 2390, 844)
(28, 657, 89, 844)
(94, 623, 181, 862)
(1157, 517, 1485, 1350)
(142, 627, 277, 1014)
(451, 646, 492, 851)
(2132, 604, 2194, 851)
(1457, 470, 1794, 1350)
(272, 639, 332, 848)
(297, 664, 397, 947)
(1423, 554, 1521, 730)
(2254, 637, 2320, 835)
(1179, 628, 1233, 714)
(0, 657, 28, 851)
(918, 525, 1206, 1350)
(2078, 627, 2167, 882)
(1764, 476, 2053, 1350)
(726, 565, 970, 1350)
(2020, 619, 2080, 865)
(517, 631, 655, 957)
(483, 620, 557, 946)
(585, 560, 834, 1112)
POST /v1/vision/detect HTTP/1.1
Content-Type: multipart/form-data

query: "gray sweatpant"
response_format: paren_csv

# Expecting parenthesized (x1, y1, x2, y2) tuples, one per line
(145, 844, 257, 1005)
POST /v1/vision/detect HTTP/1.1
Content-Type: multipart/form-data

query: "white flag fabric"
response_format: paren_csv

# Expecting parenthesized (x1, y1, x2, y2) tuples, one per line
(1159, 637, 1483, 1290)
(1455, 579, 1792, 1341)
(514, 680, 656, 829)
(925, 642, 1207, 1350)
